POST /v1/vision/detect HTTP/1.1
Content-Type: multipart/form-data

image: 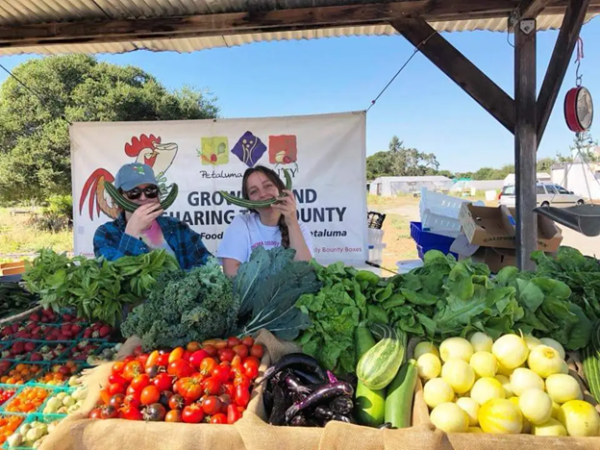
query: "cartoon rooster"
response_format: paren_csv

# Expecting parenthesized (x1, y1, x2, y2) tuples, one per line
(80, 134, 178, 220)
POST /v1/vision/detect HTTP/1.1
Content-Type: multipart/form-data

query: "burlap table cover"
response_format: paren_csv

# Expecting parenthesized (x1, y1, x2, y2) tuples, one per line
(38, 329, 445, 450)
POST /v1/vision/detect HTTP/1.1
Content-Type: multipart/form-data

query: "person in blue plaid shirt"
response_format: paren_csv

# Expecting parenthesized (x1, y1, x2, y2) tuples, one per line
(93, 163, 211, 270)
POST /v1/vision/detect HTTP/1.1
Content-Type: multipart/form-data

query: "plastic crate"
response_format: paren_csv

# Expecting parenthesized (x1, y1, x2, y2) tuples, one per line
(410, 222, 458, 260)
(36, 386, 74, 415)
(419, 188, 484, 238)
(2, 413, 65, 449)
(0, 414, 25, 448)
(0, 363, 49, 386)
(0, 386, 52, 415)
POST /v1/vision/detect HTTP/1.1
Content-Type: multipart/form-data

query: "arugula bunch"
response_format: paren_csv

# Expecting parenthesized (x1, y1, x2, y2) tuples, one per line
(24, 249, 179, 326)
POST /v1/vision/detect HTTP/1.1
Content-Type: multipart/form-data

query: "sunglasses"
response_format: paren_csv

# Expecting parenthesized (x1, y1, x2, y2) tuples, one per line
(123, 185, 160, 200)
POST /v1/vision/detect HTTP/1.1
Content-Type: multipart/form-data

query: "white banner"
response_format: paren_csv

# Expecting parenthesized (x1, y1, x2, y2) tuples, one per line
(71, 112, 367, 265)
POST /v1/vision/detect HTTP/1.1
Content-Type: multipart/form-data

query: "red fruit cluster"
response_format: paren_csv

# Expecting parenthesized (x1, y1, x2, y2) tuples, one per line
(89, 336, 263, 425)
(0, 387, 15, 405)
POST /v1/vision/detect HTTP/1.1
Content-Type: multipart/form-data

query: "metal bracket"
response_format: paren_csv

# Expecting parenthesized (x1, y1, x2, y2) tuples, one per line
(520, 19, 536, 34)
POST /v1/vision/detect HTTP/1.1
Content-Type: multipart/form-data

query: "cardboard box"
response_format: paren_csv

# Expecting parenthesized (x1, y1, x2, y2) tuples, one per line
(458, 203, 562, 252)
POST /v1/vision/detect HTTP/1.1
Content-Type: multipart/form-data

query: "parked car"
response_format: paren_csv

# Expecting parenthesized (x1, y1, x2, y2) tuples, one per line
(498, 184, 585, 208)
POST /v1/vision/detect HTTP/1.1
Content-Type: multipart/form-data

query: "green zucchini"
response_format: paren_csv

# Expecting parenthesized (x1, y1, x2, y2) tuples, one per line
(220, 168, 292, 209)
(357, 324, 406, 390)
(105, 182, 178, 213)
(384, 359, 418, 428)
(354, 325, 386, 427)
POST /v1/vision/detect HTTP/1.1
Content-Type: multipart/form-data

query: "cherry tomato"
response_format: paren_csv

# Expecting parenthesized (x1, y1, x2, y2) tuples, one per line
(157, 353, 170, 367)
(218, 348, 235, 363)
(123, 395, 140, 408)
(182, 404, 204, 424)
(202, 377, 222, 395)
(202, 345, 217, 357)
(123, 361, 144, 381)
(212, 365, 231, 383)
(189, 350, 209, 368)
(168, 360, 193, 378)
(126, 385, 141, 399)
(231, 345, 249, 359)
(233, 375, 250, 389)
(187, 341, 201, 352)
(111, 361, 125, 376)
(168, 394, 185, 410)
(130, 374, 150, 391)
(243, 357, 260, 380)
(201, 395, 221, 415)
(227, 404, 243, 424)
(99, 388, 112, 405)
(241, 336, 254, 347)
(227, 337, 241, 348)
(218, 393, 232, 410)
(108, 382, 125, 396)
(137, 354, 149, 368)
(153, 373, 173, 392)
(146, 350, 160, 369)
(144, 403, 166, 422)
(89, 408, 103, 420)
(223, 383, 236, 398)
(210, 413, 227, 424)
(176, 377, 203, 402)
(101, 405, 119, 420)
(121, 405, 143, 421)
(200, 357, 218, 376)
(250, 344, 264, 359)
(159, 390, 174, 409)
(108, 374, 127, 386)
(109, 394, 125, 408)
(234, 385, 250, 407)
(169, 347, 185, 364)
(182, 350, 192, 362)
(140, 385, 160, 406)
(214, 340, 228, 350)
(123, 355, 135, 364)
(165, 409, 182, 422)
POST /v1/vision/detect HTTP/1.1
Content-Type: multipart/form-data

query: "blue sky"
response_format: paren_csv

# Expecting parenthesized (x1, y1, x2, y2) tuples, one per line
(0, 18, 599, 173)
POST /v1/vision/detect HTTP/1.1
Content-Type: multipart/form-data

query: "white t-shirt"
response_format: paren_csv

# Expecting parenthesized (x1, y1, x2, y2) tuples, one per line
(217, 213, 313, 263)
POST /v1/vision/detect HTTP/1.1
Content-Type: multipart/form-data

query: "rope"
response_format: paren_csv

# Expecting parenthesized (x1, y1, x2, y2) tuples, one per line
(575, 37, 584, 86)
(367, 31, 437, 112)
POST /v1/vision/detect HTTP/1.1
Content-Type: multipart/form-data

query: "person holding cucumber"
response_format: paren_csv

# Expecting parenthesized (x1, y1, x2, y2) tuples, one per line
(217, 165, 313, 277)
(93, 163, 211, 270)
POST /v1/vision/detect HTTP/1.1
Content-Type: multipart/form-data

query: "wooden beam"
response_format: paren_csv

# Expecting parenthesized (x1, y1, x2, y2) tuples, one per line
(392, 18, 515, 133)
(517, 0, 551, 18)
(514, 18, 538, 270)
(537, 0, 591, 144)
(0, 1, 597, 49)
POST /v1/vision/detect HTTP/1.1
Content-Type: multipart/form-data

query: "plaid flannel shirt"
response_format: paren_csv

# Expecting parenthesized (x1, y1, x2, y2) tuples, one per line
(93, 213, 211, 270)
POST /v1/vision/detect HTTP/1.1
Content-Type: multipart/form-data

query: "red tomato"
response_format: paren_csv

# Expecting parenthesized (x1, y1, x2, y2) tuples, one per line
(99, 388, 112, 405)
(157, 353, 170, 367)
(202, 345, 217, 357)
(168, 394, 185, 410)
(200, 357, 218, 376)
(89, 408, 103, 420)
(182, 404, 204, 424)
(146, 350, 160, 369)
(153, 373, 173, 392)
(123, 361, 144, 381)
(250, 344, 264, 359)
(176, 377, 203, 402)
(223, 383, 235, 398)
(187, 341, 201, 352)
(202, 377, 222, 395)
(234, 385, 250, 407)
(218, 348, 235, 363)
(182, 350, 192, 362)
(233, 375, 250, 389)
(201, 396, 222, 415)
(108, 382, 125, 396)
(123, 395, 140, 408)
(123, 355, 135, 364)
(212, 365, 231, 383)
(130, 374, 150, 391)
(210, 413, 227, 424)
(168, 360, 193, 378)
(165, 409, 182, 422)
(218, 394, 232, 410)
(227, 337, 241, 348)
(241, 336, 254, 347)
(141, 385, 160, 406)
(189, 350, 209, 368)
(243, 357, 260, 380)
(108, 374, 127, 386)
(137, 354, 149, 368)
(126, 385, 141, 399)
(232, 345, 249, 359)
(214, 340, 228, 350)
(101, 405, 120, 420)
(133, 345, 144, 356)
(227, 404, 243, 424)
(169, 347, 185, 364)
(111, 361, 125, 375)
(121, 405, 143, 421)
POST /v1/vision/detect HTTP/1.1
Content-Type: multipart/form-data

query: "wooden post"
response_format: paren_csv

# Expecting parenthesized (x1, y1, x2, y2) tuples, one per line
(514, 18, 538, 270)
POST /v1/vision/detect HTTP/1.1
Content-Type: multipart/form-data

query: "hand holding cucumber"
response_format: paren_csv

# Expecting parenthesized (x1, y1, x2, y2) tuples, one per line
(125, 203, 164, 238)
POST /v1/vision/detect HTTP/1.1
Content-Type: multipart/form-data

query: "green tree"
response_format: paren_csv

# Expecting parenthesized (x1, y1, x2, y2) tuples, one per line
(0, 55, 219, 203)
(366, 136, 440, 179)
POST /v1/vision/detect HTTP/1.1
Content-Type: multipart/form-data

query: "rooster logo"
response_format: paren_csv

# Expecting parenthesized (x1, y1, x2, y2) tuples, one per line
(79, 134, 178, 220)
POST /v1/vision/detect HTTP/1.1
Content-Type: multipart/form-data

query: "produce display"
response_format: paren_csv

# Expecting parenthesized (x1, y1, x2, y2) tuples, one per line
(5, 417, 62, 448)
(89, 337, 263, 424)
(417, 332, 600, 436)
(42, 386, 88, 415)
(0, 416, 24, 446)
(0, 282, 38, 319)
(3, 387, 50, 414)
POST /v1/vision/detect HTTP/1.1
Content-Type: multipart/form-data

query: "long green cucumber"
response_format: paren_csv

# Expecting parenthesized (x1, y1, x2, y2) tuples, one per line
(105, 181, 178, 213)
(354, 325, 386, 427)
(384, 359, 418, 428)
(219, 168, 292, 208)
(357, 324, 406, 390)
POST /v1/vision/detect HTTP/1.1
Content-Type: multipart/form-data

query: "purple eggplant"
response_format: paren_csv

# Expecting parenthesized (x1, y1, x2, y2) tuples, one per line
(329, 396, 353, 415)
(259, 353, 326, 384)
(284, 381, 354, 423)
(293, 369, 325, 385)
(284, 373, 313, 395)
(326, 370, 338, 384)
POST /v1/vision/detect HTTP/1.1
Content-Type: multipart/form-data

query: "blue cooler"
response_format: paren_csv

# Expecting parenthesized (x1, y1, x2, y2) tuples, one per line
(410, 222, 458, 260)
